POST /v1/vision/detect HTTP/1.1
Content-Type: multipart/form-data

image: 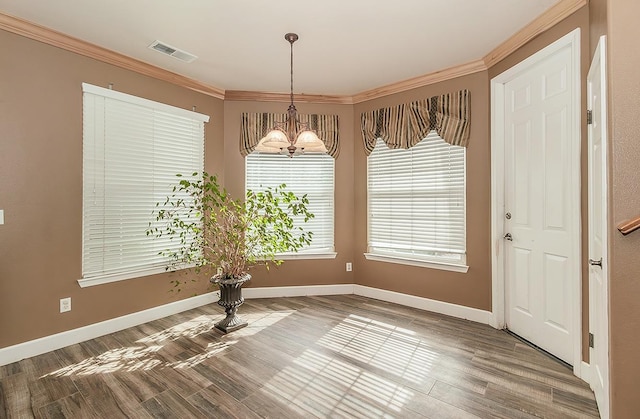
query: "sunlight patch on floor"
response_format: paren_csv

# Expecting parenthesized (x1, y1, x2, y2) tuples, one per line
(43, 345, 164, 377)
(228, 310, 295, 338)
(261, 313, 439, 417)
(41, 309, 293, 378)
(318, 314, 439, 384)
(138, 315, 218, 343)
(263, 349, 414, 417)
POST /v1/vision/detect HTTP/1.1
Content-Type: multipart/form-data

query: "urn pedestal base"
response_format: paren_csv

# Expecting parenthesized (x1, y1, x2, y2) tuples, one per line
(215, 306, 248, 333)
(212, 273, 251, 333)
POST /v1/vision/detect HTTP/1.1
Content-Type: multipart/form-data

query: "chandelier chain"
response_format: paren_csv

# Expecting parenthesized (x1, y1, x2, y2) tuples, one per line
(290, 36, 294, 106)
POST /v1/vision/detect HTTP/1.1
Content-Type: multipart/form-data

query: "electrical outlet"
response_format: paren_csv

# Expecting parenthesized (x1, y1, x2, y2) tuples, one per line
(60, 297, 71, 313)
(0, 209, 4, 225)
(346, 262, 352, 272)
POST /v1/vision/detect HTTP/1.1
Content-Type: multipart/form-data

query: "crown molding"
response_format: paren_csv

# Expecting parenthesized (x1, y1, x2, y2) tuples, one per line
(351, 60, 487, 104)
(0, 12, 225, 99)
(1, 0, 587, 104)
(483, 0, 587, 68)
(224, 90, 353, 105)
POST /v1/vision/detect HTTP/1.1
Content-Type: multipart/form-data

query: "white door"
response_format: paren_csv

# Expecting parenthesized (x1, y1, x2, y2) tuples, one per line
(502, 34, 580, 365)
(587, 35, 609, 419)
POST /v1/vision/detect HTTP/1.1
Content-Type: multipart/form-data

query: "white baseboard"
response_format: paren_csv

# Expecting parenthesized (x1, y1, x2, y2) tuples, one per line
(0, 291, 219, 367)
(353, 285, 492, 325)
(488, 313, 504, 330)
(0, 284, 493, 367)
(577, 360, 591, 383)
(244, 284, 491, 325)
(243, 284, 355, 299)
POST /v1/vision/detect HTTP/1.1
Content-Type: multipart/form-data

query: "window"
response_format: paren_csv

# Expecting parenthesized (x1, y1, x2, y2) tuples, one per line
(81, 83, 208, 287)
(366, 132, 467, 271)
(245, 153, 335, 257)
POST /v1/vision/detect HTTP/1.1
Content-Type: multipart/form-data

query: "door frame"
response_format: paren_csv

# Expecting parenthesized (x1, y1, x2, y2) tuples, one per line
(490, 28, 583, 376)
(587, 34, 609, 418)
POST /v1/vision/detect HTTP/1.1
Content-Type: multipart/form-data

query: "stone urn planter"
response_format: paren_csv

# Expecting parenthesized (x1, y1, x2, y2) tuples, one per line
(212, 273, 251, 333)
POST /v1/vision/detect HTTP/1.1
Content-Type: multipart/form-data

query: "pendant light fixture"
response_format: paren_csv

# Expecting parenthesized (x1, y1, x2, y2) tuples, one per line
(255, 33, 328, 157)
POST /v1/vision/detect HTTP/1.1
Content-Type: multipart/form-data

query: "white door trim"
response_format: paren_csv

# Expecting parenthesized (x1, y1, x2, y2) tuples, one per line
(587, 35, 609, 419)
(490, 28, 583, 376)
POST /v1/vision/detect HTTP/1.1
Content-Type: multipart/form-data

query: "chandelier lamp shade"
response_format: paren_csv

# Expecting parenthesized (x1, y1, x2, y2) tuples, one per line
(255, 33, 328, 157)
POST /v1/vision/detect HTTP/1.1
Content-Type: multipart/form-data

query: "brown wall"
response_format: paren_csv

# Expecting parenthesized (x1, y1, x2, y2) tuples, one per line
(353, 71, 492, 311)
(605, 0, 640, 416)
(0, 30, 224, 348)
(589, 0, 607, 57)
(488, 7, 591, 360)
(222, 100, 356, 288)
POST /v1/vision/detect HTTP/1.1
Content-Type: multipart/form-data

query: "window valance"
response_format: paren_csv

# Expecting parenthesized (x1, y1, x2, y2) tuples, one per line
(360, 89, 470, 155)
(240, 112, 340, 158)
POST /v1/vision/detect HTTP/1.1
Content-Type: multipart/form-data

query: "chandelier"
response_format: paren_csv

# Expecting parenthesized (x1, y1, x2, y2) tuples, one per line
(255, 33, 328, 157)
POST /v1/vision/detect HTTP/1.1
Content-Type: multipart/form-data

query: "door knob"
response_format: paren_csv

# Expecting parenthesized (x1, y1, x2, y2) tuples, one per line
(589, 258, 602, 267)
(503, 233, 513, 241)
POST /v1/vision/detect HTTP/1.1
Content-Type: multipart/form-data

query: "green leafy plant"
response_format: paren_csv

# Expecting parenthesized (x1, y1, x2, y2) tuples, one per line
(147, 172, 314, 290)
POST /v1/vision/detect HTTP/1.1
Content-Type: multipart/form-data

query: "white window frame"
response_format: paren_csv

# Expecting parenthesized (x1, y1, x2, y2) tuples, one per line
(79, 83, 209, 287)
(365, 132, 468, 273)
(245, 152, 336, 259)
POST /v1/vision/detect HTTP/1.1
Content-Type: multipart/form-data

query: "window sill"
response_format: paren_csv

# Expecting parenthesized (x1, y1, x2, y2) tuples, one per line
(77, 266, 183, 288)
(363, 253, 469, 273)
(275, 252, 337, 261)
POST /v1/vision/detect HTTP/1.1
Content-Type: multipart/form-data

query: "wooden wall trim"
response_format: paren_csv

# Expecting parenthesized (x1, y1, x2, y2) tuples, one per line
(0, 12, 225, 99)
(225, 90, 353, 105)
(483, 0, 587, 68)
(2, 0, 586, 104)
(352, 60, 487, 104)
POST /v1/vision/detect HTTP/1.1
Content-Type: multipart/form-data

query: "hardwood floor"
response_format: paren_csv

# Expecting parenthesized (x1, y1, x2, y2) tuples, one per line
(0, 295, 600, 418)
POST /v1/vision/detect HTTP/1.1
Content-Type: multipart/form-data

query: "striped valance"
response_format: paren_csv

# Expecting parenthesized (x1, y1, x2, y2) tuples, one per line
(240, 113, 339, 158)
(361, 89, 470, 155)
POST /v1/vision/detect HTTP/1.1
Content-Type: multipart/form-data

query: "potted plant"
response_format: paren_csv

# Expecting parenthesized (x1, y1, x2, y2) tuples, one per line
(147, 172, 314, 333)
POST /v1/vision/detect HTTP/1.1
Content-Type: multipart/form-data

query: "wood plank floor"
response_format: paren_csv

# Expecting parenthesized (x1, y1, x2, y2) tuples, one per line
(0, 295, 600, 418)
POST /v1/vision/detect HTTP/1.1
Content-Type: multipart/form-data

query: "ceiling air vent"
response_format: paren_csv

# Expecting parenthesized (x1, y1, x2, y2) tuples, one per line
(148, 40, 198, 63)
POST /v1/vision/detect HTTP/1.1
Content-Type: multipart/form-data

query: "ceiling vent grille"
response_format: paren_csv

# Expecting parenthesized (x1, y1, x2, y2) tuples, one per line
(148, 40, 198, 63)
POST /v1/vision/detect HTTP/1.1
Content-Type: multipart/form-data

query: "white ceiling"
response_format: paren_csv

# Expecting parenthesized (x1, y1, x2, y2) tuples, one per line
(0, 0, 559, 96)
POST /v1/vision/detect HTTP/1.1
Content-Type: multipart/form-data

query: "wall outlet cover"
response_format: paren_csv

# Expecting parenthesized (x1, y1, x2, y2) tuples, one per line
(60, 297, 71, 313)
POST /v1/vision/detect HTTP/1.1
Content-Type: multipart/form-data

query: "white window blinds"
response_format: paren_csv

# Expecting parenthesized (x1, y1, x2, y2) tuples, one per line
(245, 153, 335, 254)
(82, 83, 208, 285)
(367, 132, 466, 264)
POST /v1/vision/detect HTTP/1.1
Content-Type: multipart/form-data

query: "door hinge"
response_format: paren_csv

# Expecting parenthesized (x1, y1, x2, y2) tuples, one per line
(589, 332, 595, 348)
(587, 109, 593, 125)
